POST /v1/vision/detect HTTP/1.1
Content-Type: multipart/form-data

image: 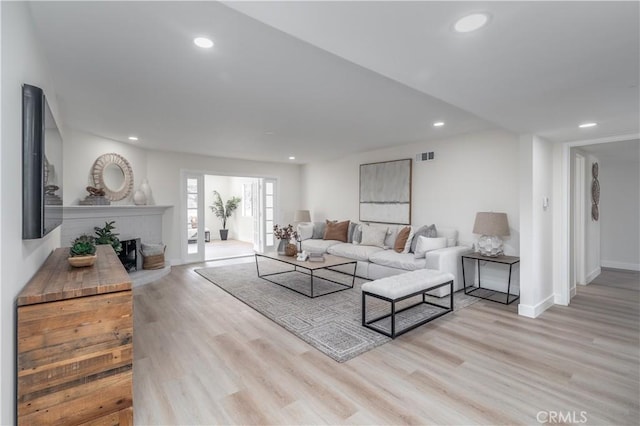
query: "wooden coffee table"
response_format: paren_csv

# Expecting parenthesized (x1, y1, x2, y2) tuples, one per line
(255, 252, 357, 298)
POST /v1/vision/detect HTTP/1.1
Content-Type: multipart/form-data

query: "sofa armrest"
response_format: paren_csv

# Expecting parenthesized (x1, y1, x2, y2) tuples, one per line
(425, 245, 473, 292)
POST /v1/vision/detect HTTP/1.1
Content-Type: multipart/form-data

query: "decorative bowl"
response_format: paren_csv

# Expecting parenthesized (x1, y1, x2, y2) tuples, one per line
(68, 254, 97, 268)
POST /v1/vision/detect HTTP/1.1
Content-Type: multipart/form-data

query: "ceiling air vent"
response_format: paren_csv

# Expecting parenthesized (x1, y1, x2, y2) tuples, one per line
(416, 152, 435, 162)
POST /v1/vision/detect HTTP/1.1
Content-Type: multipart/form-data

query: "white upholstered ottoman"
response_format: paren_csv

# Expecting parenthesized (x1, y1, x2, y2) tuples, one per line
(361, 269, 455, 338)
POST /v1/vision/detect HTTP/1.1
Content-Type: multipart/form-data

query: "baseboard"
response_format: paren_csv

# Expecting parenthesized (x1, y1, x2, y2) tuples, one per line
(570, 286, 577, 298)
(601, 260, 640, 271)
(518, 294, 555, 318)
(586, 267, 602, 284)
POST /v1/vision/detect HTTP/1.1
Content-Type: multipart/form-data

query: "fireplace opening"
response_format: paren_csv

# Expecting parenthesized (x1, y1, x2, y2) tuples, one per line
(118, 238, 142, 272)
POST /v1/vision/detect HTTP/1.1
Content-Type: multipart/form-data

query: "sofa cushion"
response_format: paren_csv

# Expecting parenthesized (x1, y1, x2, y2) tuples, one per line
(414, 236, 448, 258)
(410, 224, 437, 253)
(312, 222, 326, 239)
(394, 226, 412, 253)
(301, 239, 341, 254)
(369, 250, 427, 271)
(360, 224, 388, 248)
(352, 224, 363, 244)
(324, 220, 350, 242)
(327, 243, 384, 261)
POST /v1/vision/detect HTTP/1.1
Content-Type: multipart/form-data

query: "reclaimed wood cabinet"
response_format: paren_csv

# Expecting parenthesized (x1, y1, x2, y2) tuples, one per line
(17, 245, 133, 425)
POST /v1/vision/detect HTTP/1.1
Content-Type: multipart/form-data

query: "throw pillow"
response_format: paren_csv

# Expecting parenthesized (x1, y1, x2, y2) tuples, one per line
(402, 226, 415, 253)
(394, 226, 412, 253)
(297, 223, 314, 241)
(410, 224, 437, 253)
(323, 220, 350, 242)
(312, 221, 326, 239)
(384, 226, 399, 248)
(352, 224, 363, 244)
(347, 222, 359, 243)
(414, 236, 447, 259)
(360, 224, 388, 248)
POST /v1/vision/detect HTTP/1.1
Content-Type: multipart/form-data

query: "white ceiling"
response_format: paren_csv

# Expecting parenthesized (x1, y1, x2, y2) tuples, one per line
(27, 1, 639, 164)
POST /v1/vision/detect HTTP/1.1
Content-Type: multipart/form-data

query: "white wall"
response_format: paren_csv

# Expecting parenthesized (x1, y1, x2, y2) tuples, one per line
(519, 135, 555, 318)
(63, 129, 148, 205)
(0, 2, 64, 422)
(600, 154, 640, 270)
(301, 129, 520, 252)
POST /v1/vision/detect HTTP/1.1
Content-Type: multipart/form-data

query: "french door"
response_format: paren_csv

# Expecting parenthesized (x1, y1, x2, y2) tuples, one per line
(181, 172, 278, 262)
(183, 172, 205, 263)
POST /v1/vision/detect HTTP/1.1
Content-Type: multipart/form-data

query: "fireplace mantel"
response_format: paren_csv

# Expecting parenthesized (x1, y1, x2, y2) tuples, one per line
(63, 205, 172, 219)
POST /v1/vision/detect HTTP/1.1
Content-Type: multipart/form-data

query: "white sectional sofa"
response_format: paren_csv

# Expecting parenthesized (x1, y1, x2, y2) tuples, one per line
(298, 222, 472, 297)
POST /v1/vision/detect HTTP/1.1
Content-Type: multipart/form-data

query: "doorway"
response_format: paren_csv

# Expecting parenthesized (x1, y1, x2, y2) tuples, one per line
(181, 172, 277, 263)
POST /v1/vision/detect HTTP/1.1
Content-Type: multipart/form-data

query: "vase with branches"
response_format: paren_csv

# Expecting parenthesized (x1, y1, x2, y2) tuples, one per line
(273, 224, 299, 255)
(209, 190, 242, 240)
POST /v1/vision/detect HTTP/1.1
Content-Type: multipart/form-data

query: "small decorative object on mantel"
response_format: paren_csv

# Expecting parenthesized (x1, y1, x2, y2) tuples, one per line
(68, 234, 97, 267)
(139, 178, 152, 205)
(273, 224, 298, 255)
(133, 189, 146, 205)
(79, 186, 111, 205)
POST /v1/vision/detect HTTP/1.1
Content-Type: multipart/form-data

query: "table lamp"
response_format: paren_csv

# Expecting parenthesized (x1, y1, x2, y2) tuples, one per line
(473, 212, 510, 257)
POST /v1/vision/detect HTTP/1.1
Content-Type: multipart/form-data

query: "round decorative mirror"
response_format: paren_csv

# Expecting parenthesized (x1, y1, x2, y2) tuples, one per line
(92, 153, 134, 201)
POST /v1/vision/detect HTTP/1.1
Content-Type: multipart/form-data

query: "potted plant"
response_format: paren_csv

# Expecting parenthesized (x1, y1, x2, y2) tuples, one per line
(209, 190, 241, 240)
(68, 234, 97, 267)
(94, 221, 123, 254)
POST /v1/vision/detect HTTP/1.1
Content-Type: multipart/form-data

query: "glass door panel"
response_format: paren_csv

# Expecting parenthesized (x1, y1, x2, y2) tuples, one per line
(184, 173, 204, 263)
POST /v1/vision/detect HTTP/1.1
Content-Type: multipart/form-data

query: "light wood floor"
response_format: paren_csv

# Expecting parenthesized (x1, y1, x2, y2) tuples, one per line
(133, 266, 639, 425)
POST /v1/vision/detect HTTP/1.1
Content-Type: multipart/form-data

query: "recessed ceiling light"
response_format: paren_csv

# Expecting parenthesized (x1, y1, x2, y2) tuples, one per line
(454, 13, 490, 33)
(579, 122, 598, 128)
(128, 136, 138, 141)
(433, 121, 445, 127)
(289, 156, 296, 160)
(194, 37, 214, 49)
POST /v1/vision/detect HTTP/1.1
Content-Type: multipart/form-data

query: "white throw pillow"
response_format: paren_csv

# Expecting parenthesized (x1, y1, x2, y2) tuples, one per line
(297, 223, 314, 241)
(414, 236, 447, 259)
(402, 226, 415, 254)
(360, 225, 388, 248)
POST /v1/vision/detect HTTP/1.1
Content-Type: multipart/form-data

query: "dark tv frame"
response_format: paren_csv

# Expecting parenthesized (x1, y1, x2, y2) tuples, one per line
(22, 83, 63, 239)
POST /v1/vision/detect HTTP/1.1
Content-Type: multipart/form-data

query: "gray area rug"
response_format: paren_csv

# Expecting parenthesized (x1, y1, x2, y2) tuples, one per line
(195, 260, 479, 362)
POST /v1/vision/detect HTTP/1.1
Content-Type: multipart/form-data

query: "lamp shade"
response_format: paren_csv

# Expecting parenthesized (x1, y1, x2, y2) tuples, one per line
(473, 212, 510, 236)
(294, 209, 311, 223)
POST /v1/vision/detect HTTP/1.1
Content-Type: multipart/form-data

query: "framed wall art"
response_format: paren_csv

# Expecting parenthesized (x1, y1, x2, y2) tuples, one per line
(359, 158, 412, 224)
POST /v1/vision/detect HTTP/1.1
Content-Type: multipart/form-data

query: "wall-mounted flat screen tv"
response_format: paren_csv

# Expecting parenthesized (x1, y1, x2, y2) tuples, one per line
(23, 84, 63, 239)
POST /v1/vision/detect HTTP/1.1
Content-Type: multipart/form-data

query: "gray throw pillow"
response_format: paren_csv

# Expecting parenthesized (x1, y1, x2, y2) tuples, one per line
(312, 221, 326, 239)
(347, 222, 359, 243)
(352, 224, 362, 244)
(410, 224, 437, 253)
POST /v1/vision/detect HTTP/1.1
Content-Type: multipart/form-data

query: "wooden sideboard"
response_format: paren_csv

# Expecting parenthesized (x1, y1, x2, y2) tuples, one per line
(16, 245, 133, 425)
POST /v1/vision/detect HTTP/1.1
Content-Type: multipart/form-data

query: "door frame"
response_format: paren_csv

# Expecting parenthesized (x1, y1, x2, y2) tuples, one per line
(179, 168, 279, 263)
(557, 133, 639, 305)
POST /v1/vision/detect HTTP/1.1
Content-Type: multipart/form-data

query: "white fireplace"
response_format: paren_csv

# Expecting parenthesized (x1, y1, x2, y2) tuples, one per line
(62, 205, 173, 286)
(62, 205, 171, 245)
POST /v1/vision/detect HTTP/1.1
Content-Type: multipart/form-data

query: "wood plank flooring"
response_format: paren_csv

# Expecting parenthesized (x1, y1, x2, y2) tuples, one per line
(133, 265, 639, 425)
